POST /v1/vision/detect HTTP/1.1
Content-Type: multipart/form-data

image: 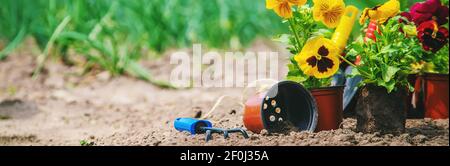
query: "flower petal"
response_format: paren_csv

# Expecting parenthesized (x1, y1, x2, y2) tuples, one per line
(312, 0, 328, 21)
(266, 0, 280, 9)
(322, 5, 344, 28)
(296, 37, 340, 78)
(417, 20, 437, 33)
(317, 38, 339, 54)
(360, 0, 399, 24)
(317, 57, 334, 73)
(313, 0, 345, 28)
(436, 5, 449, 25)
(412, 12, 433, 25)
(314, 56, 339, 78)
(400, 12, 412, 23)
(415, 0, 440, 13)
(306, 56, 318, 68)
(417, 20, 449, 52)
(297, 52, 317, 76)
(317, 46, 329, 56)
(409, 0, 448, 25)
(275, 2, 294, 19)
(288, 0, 307, 6)
(376, 0, 400, 24)
(438, 27, 449, 39)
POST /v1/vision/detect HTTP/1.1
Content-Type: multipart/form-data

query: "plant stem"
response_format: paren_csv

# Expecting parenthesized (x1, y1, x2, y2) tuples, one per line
(337, 54, 372, 78)
(338, 54, 357, 68)
(288, 18, 302, 52)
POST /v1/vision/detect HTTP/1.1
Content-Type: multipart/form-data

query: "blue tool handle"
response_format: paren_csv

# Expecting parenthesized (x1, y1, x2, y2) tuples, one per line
(174, 118, 212, 135)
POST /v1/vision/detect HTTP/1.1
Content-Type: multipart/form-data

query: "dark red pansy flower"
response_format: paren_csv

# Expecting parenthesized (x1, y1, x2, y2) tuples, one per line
(417, 20, 449, 52)
(409, 0, 449, 25)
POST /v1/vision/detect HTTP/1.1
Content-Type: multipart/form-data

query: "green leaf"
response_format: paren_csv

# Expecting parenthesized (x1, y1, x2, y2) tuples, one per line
(385, 80, 396, 93)
(377, 79, 396, 93)
(382, 65, 399, 82)
(0, 26, 27, 60)
(33, 16, 72, 78)
(287, 75, 308, 83)
(380, 45, 396, 54)
(287, 69, 301, 76)
(346, 67, 360, 78)
(350, 42, 363, 53)
(287, 63, 297, 71)
(125, 61, 176, 89)
(408, 83, 415, 92)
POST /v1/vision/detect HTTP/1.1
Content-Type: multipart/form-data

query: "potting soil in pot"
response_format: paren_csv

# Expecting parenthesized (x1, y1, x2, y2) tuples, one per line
(355, 85, 408, 134)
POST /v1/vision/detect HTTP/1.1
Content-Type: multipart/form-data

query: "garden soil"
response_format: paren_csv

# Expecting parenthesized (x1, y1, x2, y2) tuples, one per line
(0, 40, 448, 146)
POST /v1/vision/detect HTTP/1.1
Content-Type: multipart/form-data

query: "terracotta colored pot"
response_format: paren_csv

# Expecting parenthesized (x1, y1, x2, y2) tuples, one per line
(310, 86, 344, 132)
(423, 73, 449, 119)
(243, 81, 318, 133)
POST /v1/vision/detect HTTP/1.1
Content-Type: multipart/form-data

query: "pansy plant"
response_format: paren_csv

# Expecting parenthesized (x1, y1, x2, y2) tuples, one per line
(400, 0, 449, 74)
(268, 1, 345, 89)
(346, 16, 426, 93)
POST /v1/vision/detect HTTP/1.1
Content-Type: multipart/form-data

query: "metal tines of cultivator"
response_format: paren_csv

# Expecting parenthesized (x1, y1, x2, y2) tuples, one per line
(174, 118, 249, 142)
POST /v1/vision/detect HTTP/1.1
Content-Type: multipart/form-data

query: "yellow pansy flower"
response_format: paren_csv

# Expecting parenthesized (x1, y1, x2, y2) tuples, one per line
(266, 0, 307, 19)
(294, 37, 340, 78)
(359, 0, 400, 24)
(312, 0, 345, 28)
(411, 61, 425, 73)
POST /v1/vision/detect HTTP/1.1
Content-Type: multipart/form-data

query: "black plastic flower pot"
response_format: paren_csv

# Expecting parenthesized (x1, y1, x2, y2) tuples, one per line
(243, 81, 318, 133)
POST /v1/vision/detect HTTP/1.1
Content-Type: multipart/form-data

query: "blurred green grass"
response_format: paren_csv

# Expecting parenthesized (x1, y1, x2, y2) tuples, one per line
(0, 0, 287, 87)
(0, 0, 423, 57)
(0, 0, 286, 56)
(0, 0, 427, 87)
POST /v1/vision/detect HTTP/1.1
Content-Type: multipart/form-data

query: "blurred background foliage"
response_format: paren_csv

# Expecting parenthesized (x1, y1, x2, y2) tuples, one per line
(0, 0, 428, 87)
(0, 0, 286, 57)
(0, 0, 425, 56)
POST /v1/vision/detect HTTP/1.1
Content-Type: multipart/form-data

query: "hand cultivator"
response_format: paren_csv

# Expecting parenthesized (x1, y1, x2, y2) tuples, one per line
(174, 118, 249, 141)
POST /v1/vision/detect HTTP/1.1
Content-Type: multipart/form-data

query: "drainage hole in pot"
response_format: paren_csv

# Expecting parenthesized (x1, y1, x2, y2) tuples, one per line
(269, 115, 276, 122)
(271, 100, 277, 106)
(275, 107, 281, 114)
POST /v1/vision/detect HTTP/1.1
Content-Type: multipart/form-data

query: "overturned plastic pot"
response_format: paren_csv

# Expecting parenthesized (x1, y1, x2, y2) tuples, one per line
(243, 81, 318, 133)
(423, 73, 449, 119)
(310, 86, 344, 132)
